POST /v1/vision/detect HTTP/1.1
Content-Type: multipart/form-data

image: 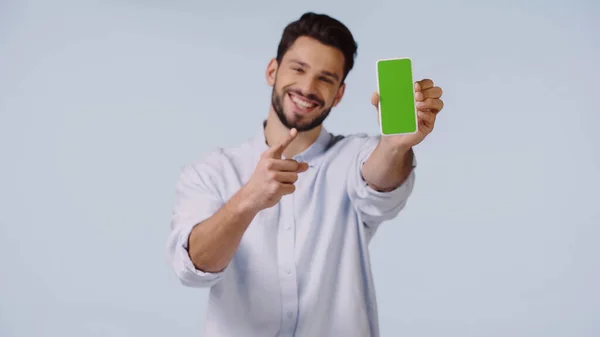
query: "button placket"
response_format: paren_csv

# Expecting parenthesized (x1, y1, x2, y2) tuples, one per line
(277, 194, 299, 336)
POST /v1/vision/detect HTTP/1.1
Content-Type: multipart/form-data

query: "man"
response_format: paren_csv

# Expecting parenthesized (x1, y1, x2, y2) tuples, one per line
(166, 12, 444, 337)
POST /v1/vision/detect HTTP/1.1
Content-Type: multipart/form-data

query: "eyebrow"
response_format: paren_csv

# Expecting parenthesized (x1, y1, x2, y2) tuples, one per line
(289, 59, 341, 82)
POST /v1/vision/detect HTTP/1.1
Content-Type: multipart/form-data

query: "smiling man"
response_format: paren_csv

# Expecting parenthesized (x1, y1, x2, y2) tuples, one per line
(166, 12, 444, 337)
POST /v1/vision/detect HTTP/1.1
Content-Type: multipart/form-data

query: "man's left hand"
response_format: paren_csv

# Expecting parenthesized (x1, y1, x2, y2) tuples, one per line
(371, 78, 444, 149)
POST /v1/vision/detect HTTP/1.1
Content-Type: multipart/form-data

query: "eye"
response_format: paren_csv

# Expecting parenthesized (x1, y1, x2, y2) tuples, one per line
(319, 76, 334, 84)
(292, 67, 303, 73)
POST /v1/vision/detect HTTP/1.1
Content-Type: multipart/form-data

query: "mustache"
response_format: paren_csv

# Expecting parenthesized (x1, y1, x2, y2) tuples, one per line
(286, 89, 324, 106)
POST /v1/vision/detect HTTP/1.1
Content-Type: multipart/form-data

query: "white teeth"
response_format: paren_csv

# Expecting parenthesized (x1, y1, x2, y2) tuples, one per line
(291, 94, 316, 109)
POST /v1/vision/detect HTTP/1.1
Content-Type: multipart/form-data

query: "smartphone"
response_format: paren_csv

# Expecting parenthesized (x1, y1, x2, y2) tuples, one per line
(376, 57, 418, 135)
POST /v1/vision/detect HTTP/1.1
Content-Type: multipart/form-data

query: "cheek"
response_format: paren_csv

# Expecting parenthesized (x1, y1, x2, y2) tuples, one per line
(275, 71, 294, 87)
(323, 87, 340, 104)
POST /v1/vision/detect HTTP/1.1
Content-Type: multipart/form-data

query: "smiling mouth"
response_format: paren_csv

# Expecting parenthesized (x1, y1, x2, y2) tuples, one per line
(288, 92, 319, 112)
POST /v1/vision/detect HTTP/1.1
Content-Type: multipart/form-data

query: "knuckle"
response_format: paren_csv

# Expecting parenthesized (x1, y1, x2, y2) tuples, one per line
(265, 158, 275, 169)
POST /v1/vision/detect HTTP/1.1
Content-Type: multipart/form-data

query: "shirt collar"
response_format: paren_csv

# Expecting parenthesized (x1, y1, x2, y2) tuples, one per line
(251, 120, 332, 166)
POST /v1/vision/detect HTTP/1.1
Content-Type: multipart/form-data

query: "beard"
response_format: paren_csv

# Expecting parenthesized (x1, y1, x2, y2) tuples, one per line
(270, 84, 333, 133)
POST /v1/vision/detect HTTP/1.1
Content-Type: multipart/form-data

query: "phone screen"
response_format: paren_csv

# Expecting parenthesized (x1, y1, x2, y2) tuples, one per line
(376, 58, 418, 135)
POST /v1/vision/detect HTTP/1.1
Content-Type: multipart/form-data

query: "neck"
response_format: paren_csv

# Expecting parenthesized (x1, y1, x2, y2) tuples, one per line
(264, 108, 322, 159)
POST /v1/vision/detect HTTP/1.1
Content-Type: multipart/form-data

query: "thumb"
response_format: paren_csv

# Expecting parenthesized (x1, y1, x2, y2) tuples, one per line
(372, 92, 381, 125)
(371, 92, 379, 108)
(266, 128, 298, 159)
(296, 162, 309, 173)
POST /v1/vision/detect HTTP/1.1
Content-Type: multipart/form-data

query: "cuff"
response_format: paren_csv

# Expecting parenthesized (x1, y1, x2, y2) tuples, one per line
(176, 222, 228, 287)
(346, 136, 417, 224)
(357, 157, 417, 198)
(355, 138, 417, 199)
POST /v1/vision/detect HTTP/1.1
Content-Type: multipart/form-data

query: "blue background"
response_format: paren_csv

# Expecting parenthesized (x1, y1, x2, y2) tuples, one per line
(1, 0, 598, 336)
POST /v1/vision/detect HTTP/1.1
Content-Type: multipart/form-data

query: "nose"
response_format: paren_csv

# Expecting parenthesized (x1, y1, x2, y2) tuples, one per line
(298, 76, 318, 97)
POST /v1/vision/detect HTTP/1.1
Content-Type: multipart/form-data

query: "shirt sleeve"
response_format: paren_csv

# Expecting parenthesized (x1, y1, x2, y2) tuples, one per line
(165, 159, 228, 288)
(346, 135, 417, 228)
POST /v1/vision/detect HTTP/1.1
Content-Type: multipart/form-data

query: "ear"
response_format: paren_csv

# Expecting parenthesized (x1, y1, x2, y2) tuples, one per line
(332, 83, 346, 107)
(265, 58, 278, 87)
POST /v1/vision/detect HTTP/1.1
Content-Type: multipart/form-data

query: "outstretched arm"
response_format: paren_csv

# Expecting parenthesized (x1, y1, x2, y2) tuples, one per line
(362, 79, 443, 191)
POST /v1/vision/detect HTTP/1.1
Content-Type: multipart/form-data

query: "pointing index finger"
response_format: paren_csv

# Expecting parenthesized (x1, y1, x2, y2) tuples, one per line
(269, 128, 298, 159)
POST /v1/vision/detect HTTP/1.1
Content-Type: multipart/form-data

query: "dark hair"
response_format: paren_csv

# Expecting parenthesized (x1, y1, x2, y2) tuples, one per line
(276, 12, 358, 82)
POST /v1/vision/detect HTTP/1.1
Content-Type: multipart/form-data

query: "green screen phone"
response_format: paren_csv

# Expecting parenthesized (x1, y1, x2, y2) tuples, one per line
(376, 58, 418, 135)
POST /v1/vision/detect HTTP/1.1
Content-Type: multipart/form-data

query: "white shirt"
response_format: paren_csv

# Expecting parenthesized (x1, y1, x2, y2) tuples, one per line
(166, 122, 416, 337)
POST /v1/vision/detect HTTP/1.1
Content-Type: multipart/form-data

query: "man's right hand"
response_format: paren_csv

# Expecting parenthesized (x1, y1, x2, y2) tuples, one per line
(241, 128, 309, 212)
(184, 128, 309, 274)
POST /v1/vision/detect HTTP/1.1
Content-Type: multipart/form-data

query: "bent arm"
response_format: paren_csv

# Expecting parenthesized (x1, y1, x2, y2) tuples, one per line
(166, 163, 257, 288)
(187, 187, 257, 273)
(346, 136, 416, 228)
(361, 137, 414, 192)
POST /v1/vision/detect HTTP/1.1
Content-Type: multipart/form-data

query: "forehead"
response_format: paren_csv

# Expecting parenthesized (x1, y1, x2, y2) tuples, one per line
(282, 36, 345, 77)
